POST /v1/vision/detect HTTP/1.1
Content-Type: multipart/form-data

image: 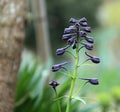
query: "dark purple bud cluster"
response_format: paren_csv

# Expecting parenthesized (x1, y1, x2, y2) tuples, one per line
(62, 17, 100, 64)
(61, 17, 94, 51)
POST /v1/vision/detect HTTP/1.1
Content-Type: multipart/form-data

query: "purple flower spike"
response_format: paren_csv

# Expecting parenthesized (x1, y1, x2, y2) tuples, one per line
(56, 46, 69, 56)
(52, 62, 68, 72)
(84, 36, 94, 43)
(82, 27, 91, 33)
(80, 78, 99, 85)
(49, 80, 60, 89)
(81, 43, 93, 50)
(69, 18, 77, 23)
(85, 52, 100, 64)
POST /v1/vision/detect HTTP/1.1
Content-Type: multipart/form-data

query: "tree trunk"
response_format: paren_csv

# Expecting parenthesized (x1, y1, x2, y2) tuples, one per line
(0, 0, 28, 112)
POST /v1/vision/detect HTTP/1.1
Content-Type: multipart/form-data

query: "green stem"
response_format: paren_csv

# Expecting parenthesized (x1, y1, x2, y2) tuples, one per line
(65, 45, 79, 112)
(55, 90, 62, 112)
(53, 95, 67, 102)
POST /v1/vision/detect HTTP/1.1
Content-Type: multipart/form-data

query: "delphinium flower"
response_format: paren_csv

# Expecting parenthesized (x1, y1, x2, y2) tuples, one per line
(49, 17, 100, 112)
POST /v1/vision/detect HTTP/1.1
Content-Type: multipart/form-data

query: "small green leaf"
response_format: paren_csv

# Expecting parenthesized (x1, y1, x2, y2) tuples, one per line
(72, 96, 86, 104)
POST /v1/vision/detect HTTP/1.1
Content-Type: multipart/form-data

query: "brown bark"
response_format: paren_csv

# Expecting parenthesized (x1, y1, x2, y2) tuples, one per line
(0, 0, 28, 112)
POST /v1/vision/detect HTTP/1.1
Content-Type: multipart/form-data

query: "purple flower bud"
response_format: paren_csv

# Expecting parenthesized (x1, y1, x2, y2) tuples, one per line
(84, 36, 94, 43)
(67, 37, 76, 45)
(82, 27, 91, 33)
(56, 46, 69, 56)
(67, 37, 76, 49)
(56, 48, 65, 56)
(89, 78, 99, 85)
(64, 28, 71, 34)
(79, 17, 87, 22)
(79, 31, 87, 37)
(64, 26, 76, 34)
(85, 52, 100, 64)
(82, 43, 93, 50)
(49, 80, 60, 89)
(80, 22, 88, 27)
(52, 65, 60, 72)
(75, 22, 80, 28)
(52, 62, 68, 72)
(80, 78, 99, 85)
(91, 57, 100, 63)
(62, 34, 76, 40)
(69, 18, 77, 23)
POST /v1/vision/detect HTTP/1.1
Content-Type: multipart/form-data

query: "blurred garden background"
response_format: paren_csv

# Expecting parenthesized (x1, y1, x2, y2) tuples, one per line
(15, 0, 120, 112)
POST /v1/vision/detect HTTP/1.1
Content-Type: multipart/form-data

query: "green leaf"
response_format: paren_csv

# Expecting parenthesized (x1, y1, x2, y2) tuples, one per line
(72, 96, 86, 104)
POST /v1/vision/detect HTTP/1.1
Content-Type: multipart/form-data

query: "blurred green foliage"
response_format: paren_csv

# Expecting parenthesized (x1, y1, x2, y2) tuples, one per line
(15, 54, 100, 112)
(15, 54, 72, 112)
(97, 86, 120, 112)
(15, 51, 120, 112)
(111, 86, 120, 102)
(15, 55, 51, 112)
(98, 92, 111, 109)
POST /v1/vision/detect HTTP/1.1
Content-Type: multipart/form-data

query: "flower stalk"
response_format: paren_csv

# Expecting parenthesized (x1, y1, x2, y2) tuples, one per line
(66, 44, 79, 112)
(49, 80, 62, 112)
(49, 17, 100, 112)
(55, 90, 62, 112)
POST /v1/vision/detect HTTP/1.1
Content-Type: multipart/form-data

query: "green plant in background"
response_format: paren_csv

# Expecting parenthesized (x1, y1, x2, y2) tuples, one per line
(97, 86, 120, 112)
(15, 54, 72, 112)
(98, 92, 111, 112)
(15, 54, 51, 112)
(111, 86, 120, 103)
(49, 17, 100, 112)
(111, 86, 120, 111)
